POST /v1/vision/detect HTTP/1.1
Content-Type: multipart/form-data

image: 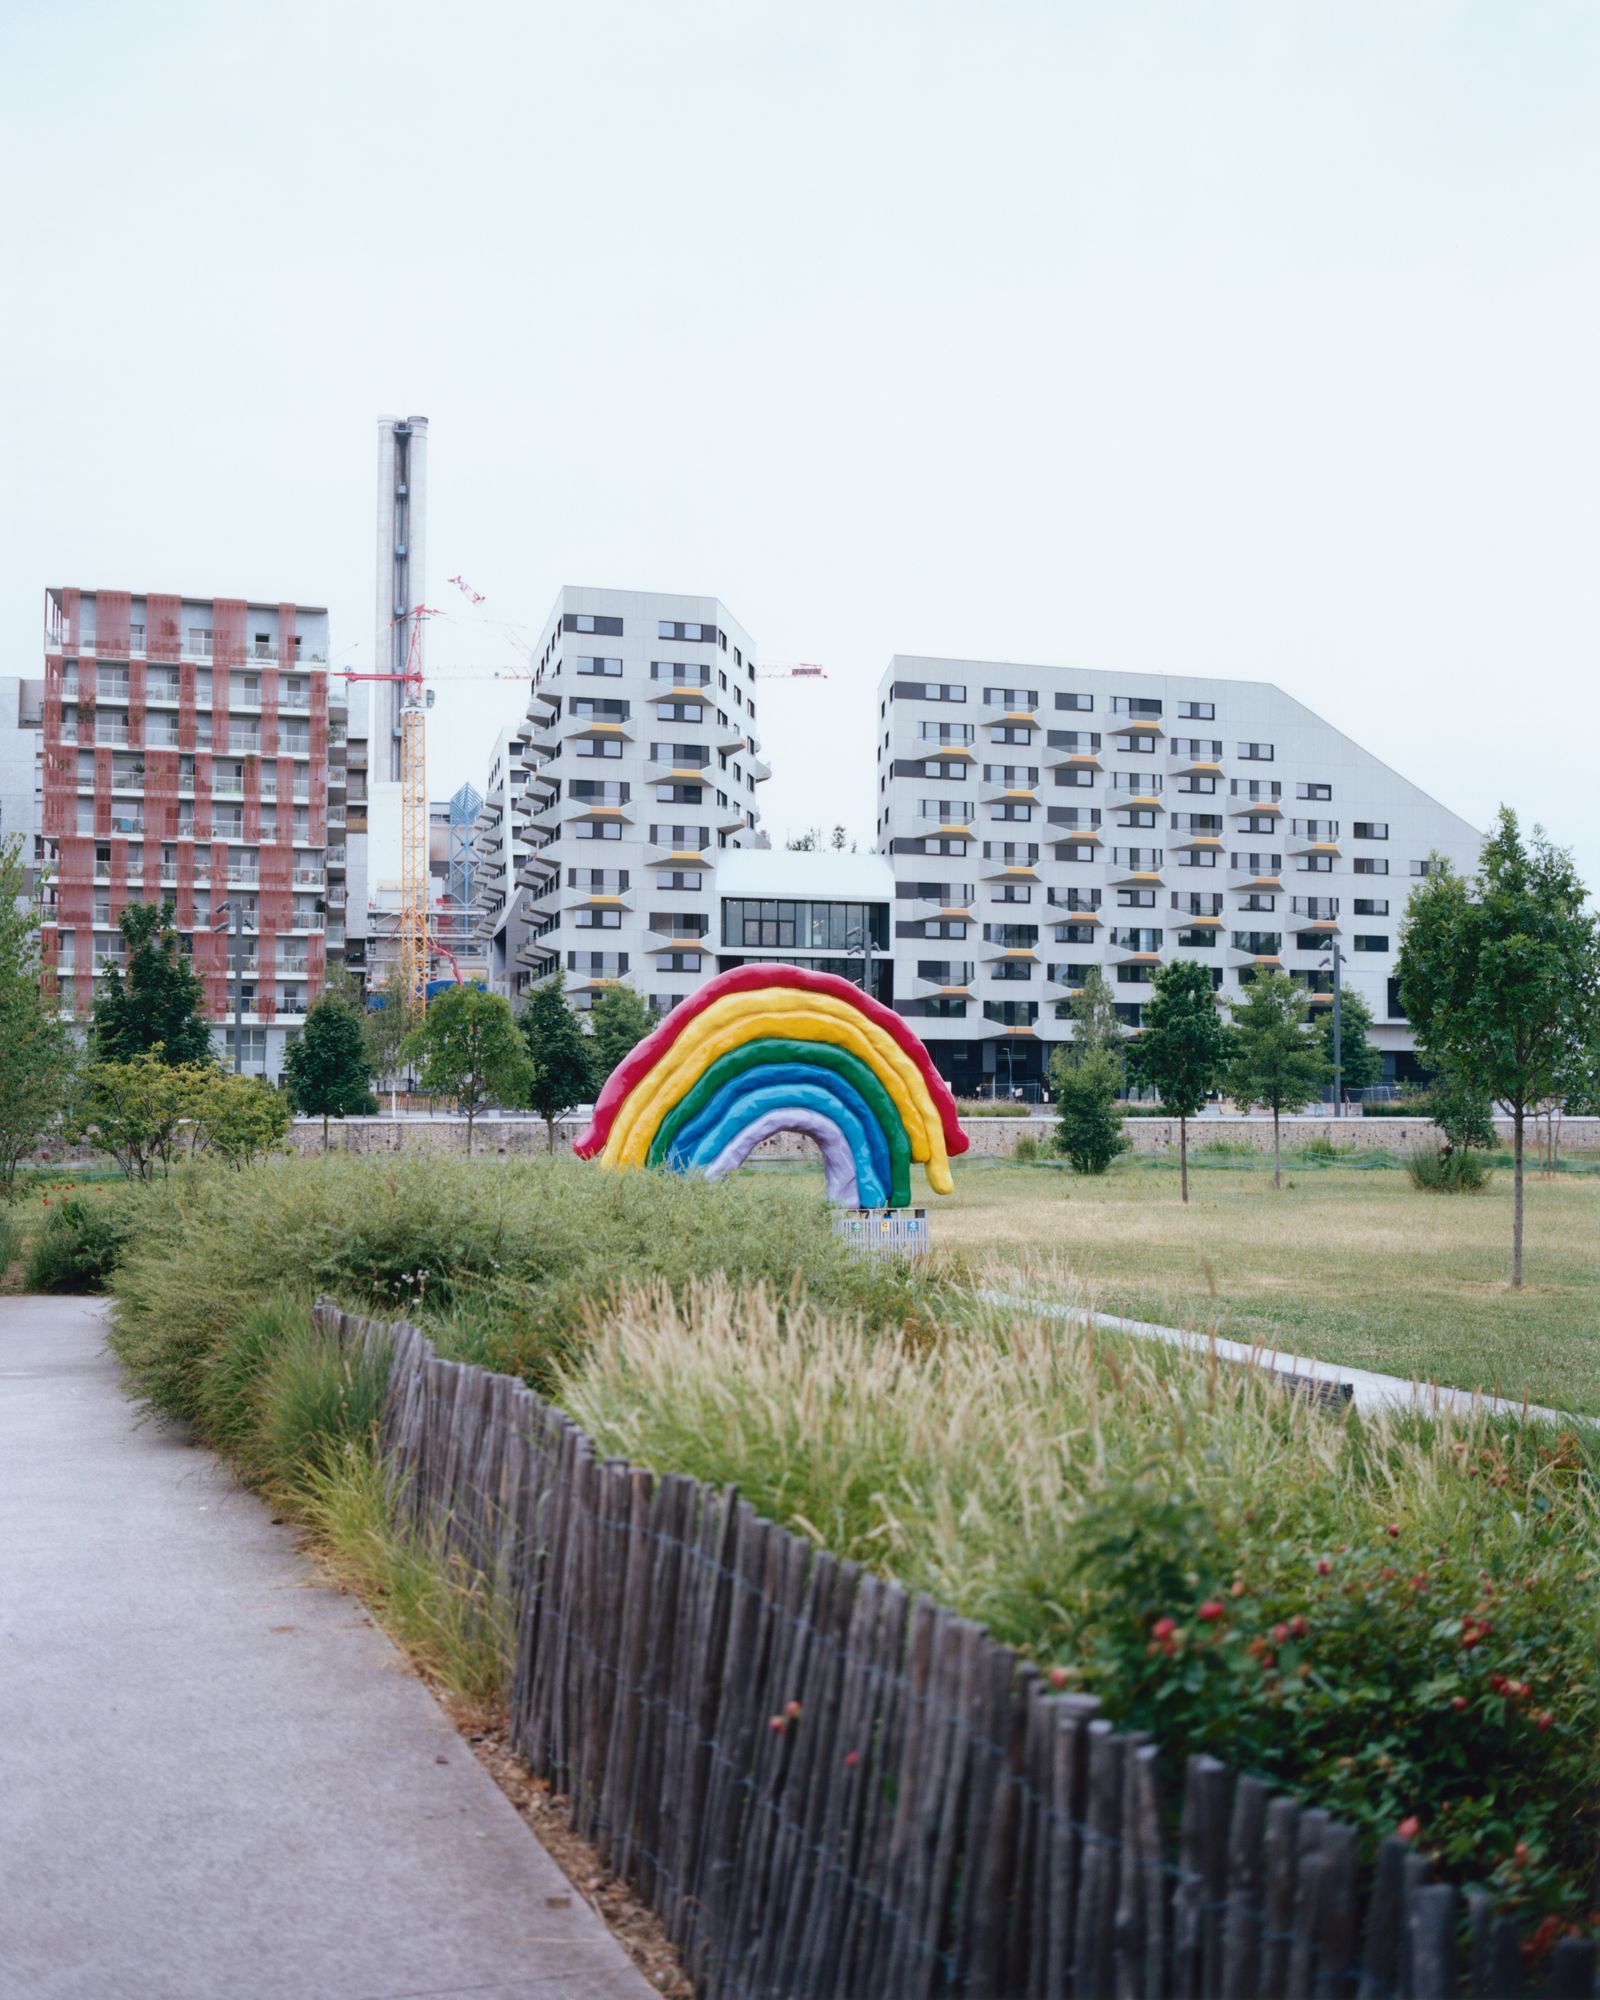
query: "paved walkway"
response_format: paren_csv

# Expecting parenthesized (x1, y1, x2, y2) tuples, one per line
(979, 1289, 1580, 1424)
(0, 1297, 650, 2000)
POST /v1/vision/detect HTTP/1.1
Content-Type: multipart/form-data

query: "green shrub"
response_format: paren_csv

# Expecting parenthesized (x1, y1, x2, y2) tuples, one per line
(1407, 1145, 1493, 1194)
(1052, 1047, 1128, 1174)
(1012, 1134, 1042, 1163)
(0, 1206, 18, 1278)
(1194, 1136, 1259, 1158)
(24, 1189, 139, 1293)
(107, 1155, 946, 1429)
(568, 1280, 1600, 1925)
(1300, 1135, 1356, 1162)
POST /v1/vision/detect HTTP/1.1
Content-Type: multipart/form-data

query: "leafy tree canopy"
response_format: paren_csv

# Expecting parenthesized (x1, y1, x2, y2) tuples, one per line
(284, 996, 377, 1142)
(523, 974, 595, 1148)
(1316, 984, 1383, 1099)
(587, 983, 656, 1091)
(403, 985, 531, 1151)
(93, 902, 212, 1066)
(0, 836, 77, 1194)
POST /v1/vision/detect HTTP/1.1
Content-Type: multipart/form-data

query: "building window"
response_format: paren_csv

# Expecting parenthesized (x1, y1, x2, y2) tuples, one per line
(1178, 849, 1218, 868)
(989, 724, 1034, 745)
(991, 959, 1033, 981)
(1296, 782, 1333, 801)
(989, 802, 1034, 822)
(1054, 692, 1093, 712)
(1353, 934, 1389, 952)
(1353, 821, 1388, 840)
(1054, 767, 1096, 789)
(1237, 742, 1274, 761)
(1177, 776, 1217, 795)
(913, 996, 969, 1018)
(652, 660, 711, 686)
(574, 820, 622, 841)
(983, 686, 1038, 709)
(982, 1000, 1038, 1026)
(575, 737, 622, 758)
(1354, 857, 1390, 876)
(565, 613, 624, 636)
(1112, 696, 1163, 718)
(1353, 897, 1389, 916)
(1294, 854, 1334, 873)
(576, 656, 624, 677)
(657, 620, 719, 643)
(892, 680, 967, 702)
(575, 908, 622, 929)
(1178, 700, 1215, 719)
(1054, 841, 1097, 862)
(919, 721, 974, 744)
(1409, 859, 1436, 876)
(1231, 779, 1282, 800)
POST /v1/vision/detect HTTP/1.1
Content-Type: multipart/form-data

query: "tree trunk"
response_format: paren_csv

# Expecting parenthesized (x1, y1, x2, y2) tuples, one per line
(466, 1100, 475, 1158)
(1272, 1107, 1282, 1190)
(1179, 1112, 1189, 1203)
(322, 1110, 330, 1153)
(545, 1114, 556, 1155)
(1512, 1104, 1524, 1289)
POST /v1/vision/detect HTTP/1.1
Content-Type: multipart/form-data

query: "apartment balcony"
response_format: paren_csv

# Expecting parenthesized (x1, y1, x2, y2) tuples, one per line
(1109, 859, 1165, 887)
(1108, 715, 1165, 740)
(646, 839, 710, 868)
(746, 750, 773, 783)
(979, 697, 1040, 727)
(559, 715, 634, 748)
(979, 781, 1040, 808)
(1229, 797, 1283, 818)
(980, 856, 1039, 884)
(1229, 867, 1284, 892)
(915, 811, 975, 839)
(94, 722, 131, 747)
(1109, 779, 1165, 809)
(560, 801, 633, 832)
(916, 740, 977, 763)
(1288, 836, 1342, 859)
(645, 757, 712, 785)
(1044, 747, 1102, 774)
(1046, 827, 1103, 854)
(1168, 749, 1223, 776)
(714, 716, 747, 752)
(714, 800, 747, 833)
(901, 892, 975, 922)
(291, 865, 324, 887)
(565, 888, 634, 916)
(1170, 830, 1223, 852)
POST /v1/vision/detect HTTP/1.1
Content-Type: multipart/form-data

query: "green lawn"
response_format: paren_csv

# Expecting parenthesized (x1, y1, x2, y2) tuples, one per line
(754, 1152, 1600, 1412)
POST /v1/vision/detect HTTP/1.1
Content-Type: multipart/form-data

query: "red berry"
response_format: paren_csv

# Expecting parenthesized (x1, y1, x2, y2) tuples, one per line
(785, 1700, 802, 1720)
(1397, 1816, 1421, 1841)
(1272, 1622, 1290, 1645)
(1451, 1696, 1468, 1712)
(844, 1750, 859, 1768)
(1316, 1558, 1332, 1575)
(1536, 1711, 1554, 1732)
(1386, 1524, 1401, 1538)
(1289, 1616, 1308, 1639)
(1151, 1616, 1178, 1642)
(1047, 1665, 1069, 1691)
(769, 1716, 786, 1734)
(1197, 1600, 1225, 1623)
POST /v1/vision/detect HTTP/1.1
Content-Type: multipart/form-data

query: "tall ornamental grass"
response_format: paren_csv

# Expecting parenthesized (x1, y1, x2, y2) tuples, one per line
(564, 1278, 1600, 1924)
(107, 1154, 939, 1429)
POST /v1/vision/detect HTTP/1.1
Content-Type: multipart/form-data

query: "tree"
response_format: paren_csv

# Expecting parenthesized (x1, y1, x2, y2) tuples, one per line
(76, 1052, 195, 1181)
(1050, 1045, 1127, 1174)
(402, 985, 531, 1155)
(1225, 970, 1326, 1189)
(522, 973, 595, 1153)
(587, 983, 656, 1092)
(184, 1069, 293, 1167)
(1424, 1056, 1496, 1156)
(284, 994, 377, 1148)
(1316, 986, 1382, 1107)
(1397, 810, 1600, 1286)
(0, 837, 77, 1196)
(1131, 960, 1228, 1202)
(1047, 968, 1128, 1173)
(93, 902, 212, 1066)
(363, 970, 414, 1099)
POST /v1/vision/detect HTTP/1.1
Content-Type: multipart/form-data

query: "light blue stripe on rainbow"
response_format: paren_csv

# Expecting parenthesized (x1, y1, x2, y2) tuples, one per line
(665, 1067, 893, 1208)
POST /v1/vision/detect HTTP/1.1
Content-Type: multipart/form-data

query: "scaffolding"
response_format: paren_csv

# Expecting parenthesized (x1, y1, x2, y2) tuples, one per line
(447, 782, 482, 909)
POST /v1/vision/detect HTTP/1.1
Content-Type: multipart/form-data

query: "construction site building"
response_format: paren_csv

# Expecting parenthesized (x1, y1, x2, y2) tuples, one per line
(39, 588, 358, 1077)
(514, 586, 771, 1012)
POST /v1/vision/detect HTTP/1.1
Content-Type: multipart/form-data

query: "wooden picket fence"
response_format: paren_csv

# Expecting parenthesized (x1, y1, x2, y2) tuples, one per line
(313, 1299, 1594, 2000)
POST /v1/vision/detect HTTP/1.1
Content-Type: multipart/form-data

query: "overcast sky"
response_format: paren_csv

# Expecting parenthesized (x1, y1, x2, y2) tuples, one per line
(4, 0, 1596, 890)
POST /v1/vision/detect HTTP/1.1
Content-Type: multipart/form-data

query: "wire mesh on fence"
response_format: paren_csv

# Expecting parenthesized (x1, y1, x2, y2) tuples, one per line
(313, 1300, 1592, 2000)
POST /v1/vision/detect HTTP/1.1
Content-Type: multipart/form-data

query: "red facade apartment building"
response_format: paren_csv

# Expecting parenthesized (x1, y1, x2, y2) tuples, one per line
(40, 588, 352, 1074)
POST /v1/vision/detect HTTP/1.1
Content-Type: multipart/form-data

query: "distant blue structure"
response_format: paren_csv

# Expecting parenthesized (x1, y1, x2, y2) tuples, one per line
(447, 782, 483, 913)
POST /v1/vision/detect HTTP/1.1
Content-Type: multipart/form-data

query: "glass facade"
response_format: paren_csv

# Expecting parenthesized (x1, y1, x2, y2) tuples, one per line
(721, 898, 889, 952)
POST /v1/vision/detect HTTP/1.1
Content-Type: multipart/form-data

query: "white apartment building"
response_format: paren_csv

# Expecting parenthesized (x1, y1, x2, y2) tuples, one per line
(472, 726, 531, 1000)
(876, 658, 1481, 1096)
(514, 587, 771, 1009)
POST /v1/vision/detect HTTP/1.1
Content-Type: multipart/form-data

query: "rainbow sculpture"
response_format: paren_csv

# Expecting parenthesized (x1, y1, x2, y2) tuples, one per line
(573, 965, 968, 1205)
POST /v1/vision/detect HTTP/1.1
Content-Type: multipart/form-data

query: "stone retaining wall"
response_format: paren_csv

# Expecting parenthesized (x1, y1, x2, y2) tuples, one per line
(276, 1112, 1600, 1160)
